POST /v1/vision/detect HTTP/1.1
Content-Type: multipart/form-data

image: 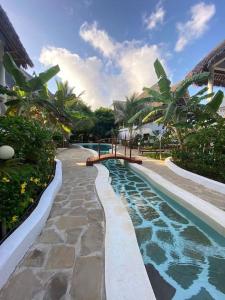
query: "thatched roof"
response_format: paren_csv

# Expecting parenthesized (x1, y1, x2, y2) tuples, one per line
(186, 40, 225, 87)
(0, 5, 33, 69)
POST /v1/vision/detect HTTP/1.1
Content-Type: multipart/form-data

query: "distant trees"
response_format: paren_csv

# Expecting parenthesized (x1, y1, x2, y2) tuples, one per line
(92, 107, 116, 139)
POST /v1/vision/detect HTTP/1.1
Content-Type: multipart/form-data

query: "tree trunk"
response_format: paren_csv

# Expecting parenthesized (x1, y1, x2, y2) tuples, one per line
(174, 127, 184, 150)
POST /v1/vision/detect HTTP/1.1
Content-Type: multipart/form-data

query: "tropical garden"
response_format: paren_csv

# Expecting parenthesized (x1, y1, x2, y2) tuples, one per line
(114, 59, 225, 183)
(0, 50, 224, 240)
(0, 53, 116, 239)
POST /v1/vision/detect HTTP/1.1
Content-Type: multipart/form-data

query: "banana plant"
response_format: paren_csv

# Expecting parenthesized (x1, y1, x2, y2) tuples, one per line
(0, 52, 60, 117)
(129, 59, 224, 148)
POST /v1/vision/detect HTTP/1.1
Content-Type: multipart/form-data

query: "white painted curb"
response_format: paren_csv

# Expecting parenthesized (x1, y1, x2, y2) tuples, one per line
(129, 163, 225, 237)
(0, 159, 62, 289)
(82, 146, 156, 300)
(165, 157, 225, 195)
(95, 164, 156, 300)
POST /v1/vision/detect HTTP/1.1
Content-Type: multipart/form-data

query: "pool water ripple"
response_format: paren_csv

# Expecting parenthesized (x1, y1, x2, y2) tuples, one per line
(103, 159, 225, 300)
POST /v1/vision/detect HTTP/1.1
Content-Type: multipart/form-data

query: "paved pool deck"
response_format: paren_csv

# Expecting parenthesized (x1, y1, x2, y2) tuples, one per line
(117, 145, 225, 211)
(0, 148, 105, 300)
(1, 145, 225, 300)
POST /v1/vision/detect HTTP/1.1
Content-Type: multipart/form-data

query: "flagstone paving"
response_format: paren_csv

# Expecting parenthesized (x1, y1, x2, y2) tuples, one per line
(0, 148, 105, 300)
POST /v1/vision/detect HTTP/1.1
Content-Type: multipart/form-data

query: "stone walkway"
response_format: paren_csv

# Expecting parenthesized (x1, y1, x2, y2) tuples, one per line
(0, 148, 105, 300)
(117, 146, 225, 211)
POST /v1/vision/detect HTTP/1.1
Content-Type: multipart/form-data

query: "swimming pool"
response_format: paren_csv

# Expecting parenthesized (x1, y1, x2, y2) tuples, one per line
(103, 159, 225, 300)
(80, 143, 111, 154)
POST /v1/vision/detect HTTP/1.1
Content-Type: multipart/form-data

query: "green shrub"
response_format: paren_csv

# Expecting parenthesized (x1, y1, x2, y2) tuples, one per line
(0, 116, 55, 236)
(52, 131, 64, 147)
(0, 116, 55, 163)
(172, 120, 225, 183)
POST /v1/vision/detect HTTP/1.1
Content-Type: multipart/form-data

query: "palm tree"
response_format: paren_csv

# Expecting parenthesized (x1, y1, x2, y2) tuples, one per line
(113, 93, 144, 138)
(129, 59, 224, 148)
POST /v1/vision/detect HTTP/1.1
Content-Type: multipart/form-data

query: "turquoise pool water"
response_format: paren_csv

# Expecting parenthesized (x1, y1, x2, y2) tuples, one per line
(103, 159, 225, 300)
(80, 143, 111, 154)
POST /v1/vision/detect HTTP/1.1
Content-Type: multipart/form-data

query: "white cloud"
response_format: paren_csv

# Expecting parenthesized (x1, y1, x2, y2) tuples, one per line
(175, 2, 215, 52)
(80, 22, 118, 57)
(40, 23, 167, 109)
(144, 4, 165, 30)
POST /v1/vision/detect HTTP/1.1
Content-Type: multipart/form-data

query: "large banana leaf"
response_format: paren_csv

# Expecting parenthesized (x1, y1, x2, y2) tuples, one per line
(128, 106, 153, 124)
(205, 90, 224, 113)
(191, 86, 208, 97)
(175, 72, 209, 99)
(28, 65, 60, 91)
(163, 102, 176, 124)
(154, 59, 167, 79)
(142, 108, 164, 123)
(3, 53, 28, 90)
(158, 76, 171, 100)
(142, 87, 162, 101)
(153, 59, 171, 100)
(195, 92, 215, 102)
(39, 84, 49, 99)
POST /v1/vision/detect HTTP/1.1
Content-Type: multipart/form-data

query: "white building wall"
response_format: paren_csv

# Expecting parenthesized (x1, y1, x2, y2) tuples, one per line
(118, 123, 164, 140)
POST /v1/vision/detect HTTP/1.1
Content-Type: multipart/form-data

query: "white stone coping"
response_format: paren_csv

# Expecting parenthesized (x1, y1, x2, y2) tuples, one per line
(95, 164, 156, 300)
(129, 163, 225, 237)
(81, 145, 156, 300)
(0, 159, 62, 289)
(165, 157, 225, 195)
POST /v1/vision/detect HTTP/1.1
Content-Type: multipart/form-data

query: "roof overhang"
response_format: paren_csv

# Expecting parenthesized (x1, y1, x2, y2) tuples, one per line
(186, 40, 225, 87)
(0, 5, 33, 69)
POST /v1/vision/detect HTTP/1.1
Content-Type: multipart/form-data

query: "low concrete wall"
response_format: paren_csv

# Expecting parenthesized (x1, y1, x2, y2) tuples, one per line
(165, 157, 225, 195)
(0, 159, 62, 289)
(129, 163, 225, 237)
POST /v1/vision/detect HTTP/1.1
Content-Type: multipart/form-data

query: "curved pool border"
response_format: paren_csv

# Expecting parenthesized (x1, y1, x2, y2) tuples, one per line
(0, 159, 62, 289)
(165, 157, 225, 195)
(129, 162, 225, 237)
(80, 145, 156, 300)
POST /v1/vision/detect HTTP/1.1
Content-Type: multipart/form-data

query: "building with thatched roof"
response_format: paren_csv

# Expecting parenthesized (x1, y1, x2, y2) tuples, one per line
(186, 40, 225, 91)
(0, 5, 33, 113)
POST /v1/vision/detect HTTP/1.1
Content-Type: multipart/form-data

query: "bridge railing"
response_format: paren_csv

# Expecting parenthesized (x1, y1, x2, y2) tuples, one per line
(96, 136, 135, 159)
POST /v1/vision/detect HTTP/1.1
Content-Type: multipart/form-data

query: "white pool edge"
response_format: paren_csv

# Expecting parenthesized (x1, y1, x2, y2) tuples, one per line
(95, 164, 156, 300)
(129, 162, 225, 237)
(165, 157, 225, 195)
(81, 146, 156, 300)
(0, 159, 62, 289)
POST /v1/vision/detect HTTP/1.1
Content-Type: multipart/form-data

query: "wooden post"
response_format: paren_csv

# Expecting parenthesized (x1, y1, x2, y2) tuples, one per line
(129, 139, 132, 158)
(111, 138, 113, 154)
(124, 134, 127, 156)
(159, 137, 162, 160)
(115, 137, 117, 157)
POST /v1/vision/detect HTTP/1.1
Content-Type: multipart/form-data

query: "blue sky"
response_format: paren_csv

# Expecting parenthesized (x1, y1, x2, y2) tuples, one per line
(1, 0, 225, 108)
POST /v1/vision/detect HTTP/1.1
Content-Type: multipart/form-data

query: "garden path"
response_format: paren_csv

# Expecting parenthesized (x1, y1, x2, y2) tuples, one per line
(0, 148, 105, 300)
(117, 145, 225, 211)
